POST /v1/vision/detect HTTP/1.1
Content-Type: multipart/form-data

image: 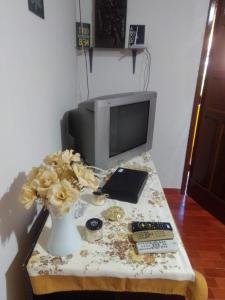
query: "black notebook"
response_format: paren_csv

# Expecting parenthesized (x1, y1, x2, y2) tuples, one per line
(102, 168, 148, 204)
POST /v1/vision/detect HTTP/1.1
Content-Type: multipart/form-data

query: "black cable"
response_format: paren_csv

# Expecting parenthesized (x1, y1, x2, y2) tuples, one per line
(144, 52, 149, 91)
(143, 51, 149, 91)
(83, 48, 90, 99)
(147, 49, 151, 90)
(144, 48, 151, 91)
(143, 50, 150, 90)
(78, 0, 81, 23)
(78, 0, 90, 100)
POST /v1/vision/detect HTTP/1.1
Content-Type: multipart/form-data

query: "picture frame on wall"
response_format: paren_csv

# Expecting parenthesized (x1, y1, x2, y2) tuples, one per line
(95, 0, 127, 48)
(76, 23, 91, 49)
(28, 0, 45, 19)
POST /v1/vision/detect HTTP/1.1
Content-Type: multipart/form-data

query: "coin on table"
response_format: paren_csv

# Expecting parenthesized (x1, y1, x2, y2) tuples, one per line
(104, 206, 125, 221)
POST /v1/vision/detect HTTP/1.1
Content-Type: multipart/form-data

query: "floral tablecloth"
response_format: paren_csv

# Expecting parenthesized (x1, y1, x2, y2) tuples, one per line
(27, 152, 207, 298)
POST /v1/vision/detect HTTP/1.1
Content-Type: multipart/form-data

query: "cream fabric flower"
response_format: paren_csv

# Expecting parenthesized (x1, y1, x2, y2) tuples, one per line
(59, 168, 81, 190)
(27, 167, 39, 183)
(61, 150, 81, 165)
(44, 151, 61, 166)
(72, 164, 98, 190)
(20, 150, 98, 214)
(44, 150, 80, 166)
(32, 167, 59, 197)
(20, 184, 37, 209)
(47, 179, 78, 214)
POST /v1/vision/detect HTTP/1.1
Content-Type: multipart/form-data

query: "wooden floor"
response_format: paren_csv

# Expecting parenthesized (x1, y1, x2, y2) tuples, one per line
(164, 189, 225, 300)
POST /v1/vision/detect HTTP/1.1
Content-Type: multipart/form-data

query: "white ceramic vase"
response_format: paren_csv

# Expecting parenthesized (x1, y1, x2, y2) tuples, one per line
(47, 204, 81, 256)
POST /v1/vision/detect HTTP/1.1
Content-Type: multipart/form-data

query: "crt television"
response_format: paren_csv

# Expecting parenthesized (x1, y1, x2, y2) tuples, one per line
(68, 91, 157, 169)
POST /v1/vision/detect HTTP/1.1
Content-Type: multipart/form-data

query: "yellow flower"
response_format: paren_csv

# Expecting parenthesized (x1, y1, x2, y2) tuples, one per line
(32, 167, 59, 197)
(59, 168, 80, 189)
(20, 150, 98, 215)
(20, 183, 37, 209)
(44, 150, 80, 166)
(43, 151, 61, 166)
(72, 164, 98, 190)
(47, 179, 78, 214)
(60, 150, 81, 165)
(27, 167, 39, 183)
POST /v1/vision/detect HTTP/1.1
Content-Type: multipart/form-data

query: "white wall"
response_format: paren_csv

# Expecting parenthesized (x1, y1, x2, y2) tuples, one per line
(76, 0, 209, 188)
(0, 1, 76, 299)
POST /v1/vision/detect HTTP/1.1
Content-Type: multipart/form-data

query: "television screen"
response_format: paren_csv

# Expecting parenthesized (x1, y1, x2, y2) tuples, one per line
(67, 92, 156, 169)
(95, 0, 127, 48)
(109, 101, 150, 157)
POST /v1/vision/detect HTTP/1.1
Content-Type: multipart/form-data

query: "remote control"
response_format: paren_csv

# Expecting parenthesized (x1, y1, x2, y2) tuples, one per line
(131, 222, 173, 232)
(132, 230, 174, 242)
(136, 239, 178, 254)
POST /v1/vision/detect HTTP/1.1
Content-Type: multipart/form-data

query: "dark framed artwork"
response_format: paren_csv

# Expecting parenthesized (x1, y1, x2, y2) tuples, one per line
(95, 0, 127, 48)
(28, 0, 44, 19)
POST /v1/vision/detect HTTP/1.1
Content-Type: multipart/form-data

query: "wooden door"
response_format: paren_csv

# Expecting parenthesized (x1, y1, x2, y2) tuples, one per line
(187, 0, 225, 224)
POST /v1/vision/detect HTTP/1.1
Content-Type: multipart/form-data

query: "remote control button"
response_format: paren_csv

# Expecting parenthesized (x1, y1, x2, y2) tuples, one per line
(136, 240, 178, 254)
(131, 222, 173, 232)
(132, 230, 174, 242)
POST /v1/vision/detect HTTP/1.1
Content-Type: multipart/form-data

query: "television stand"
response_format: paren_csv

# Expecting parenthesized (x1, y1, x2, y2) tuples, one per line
(26, 151, 205, 300)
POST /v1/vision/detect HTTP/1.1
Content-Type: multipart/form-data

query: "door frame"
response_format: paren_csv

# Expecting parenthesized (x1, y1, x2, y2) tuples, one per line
(181, 0, 217, 194)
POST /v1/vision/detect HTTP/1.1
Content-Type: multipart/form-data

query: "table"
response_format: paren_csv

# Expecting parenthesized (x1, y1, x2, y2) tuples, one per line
(26, 152, 207, 300)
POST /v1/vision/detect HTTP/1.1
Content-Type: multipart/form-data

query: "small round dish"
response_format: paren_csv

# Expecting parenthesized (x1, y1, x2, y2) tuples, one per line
(91, 191, 107, 206)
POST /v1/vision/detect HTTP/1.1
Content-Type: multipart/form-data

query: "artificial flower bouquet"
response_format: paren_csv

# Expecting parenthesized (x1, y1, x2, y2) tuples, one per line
(20, 150, 98, 215)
